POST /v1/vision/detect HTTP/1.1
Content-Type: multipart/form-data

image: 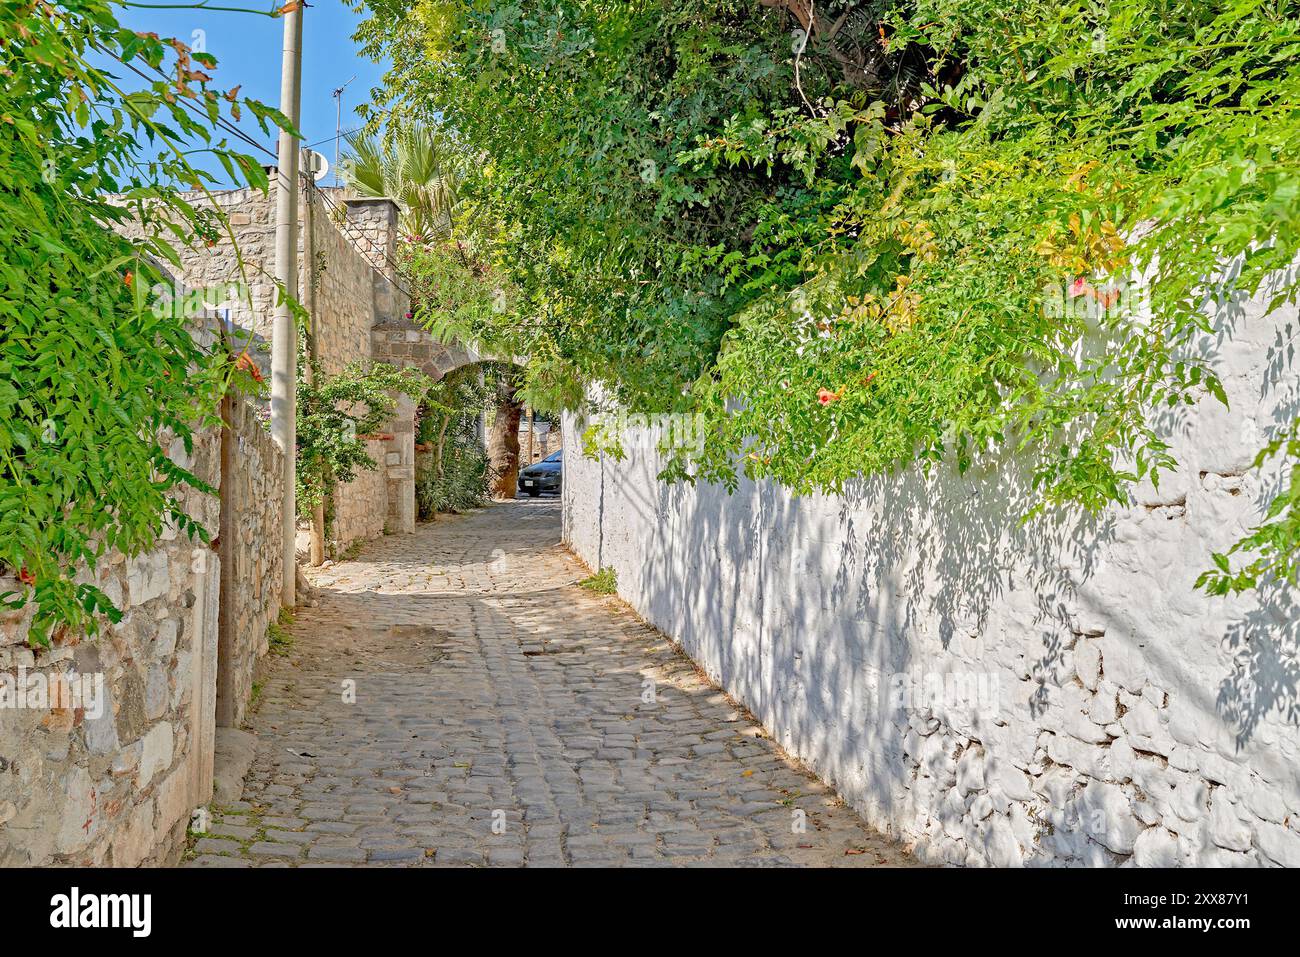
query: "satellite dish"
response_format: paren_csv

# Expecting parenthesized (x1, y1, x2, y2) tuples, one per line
(302, 148, 330, 182)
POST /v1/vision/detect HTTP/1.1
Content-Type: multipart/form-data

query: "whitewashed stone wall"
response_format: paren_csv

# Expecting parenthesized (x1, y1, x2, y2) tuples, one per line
(0, 432, 222, 866)
(562, 273, 1300, 867)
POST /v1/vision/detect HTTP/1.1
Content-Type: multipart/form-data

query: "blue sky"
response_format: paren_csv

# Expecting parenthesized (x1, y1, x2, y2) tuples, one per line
(111, 0, 390, 187)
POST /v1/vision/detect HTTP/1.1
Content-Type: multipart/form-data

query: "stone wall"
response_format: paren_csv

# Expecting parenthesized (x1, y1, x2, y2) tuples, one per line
(370, 323, 476, 536)
(332, 438, 390, 551)
(337, 195, 406, 328)
(0, 432, 222, 867)
(114, 181, 392, 384)
(562, 272, 1300, 867)
(0, 387, 287, 866)
(218, 393, 285, 729)
(310, 190, 378, 379)
(115, 182, 409, 557)
(112, 186, 277, 379)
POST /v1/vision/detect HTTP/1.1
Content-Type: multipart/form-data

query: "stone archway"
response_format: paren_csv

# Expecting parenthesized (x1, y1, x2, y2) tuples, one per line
(426, 358, 528, 502)
(369, 318, 527, 521)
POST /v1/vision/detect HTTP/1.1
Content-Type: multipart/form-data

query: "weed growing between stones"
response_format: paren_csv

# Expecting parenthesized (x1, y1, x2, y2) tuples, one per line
(579, 567, 618, 595)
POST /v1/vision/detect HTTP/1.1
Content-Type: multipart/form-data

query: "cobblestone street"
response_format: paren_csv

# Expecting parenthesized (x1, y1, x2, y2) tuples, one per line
(188, 499, 913, 868)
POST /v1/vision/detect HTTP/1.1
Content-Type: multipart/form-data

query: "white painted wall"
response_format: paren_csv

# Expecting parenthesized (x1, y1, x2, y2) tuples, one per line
(562, 269, 1300, 866)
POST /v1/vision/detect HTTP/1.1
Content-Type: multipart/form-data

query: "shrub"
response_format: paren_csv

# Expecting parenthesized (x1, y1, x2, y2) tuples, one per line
(417, 434, 491, 517)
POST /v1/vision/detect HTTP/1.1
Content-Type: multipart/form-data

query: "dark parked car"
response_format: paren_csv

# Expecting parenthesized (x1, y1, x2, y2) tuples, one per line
(518, 449, 562, 496)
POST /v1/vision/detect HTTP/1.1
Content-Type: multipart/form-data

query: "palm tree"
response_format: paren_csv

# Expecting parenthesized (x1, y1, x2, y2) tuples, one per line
(343, 125, 526, 495)
(340, 125, 465, 244)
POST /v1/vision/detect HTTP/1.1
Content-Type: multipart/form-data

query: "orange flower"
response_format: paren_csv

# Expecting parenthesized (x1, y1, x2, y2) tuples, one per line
(234, 352, 264, 383)
(123, 270, 134, 288)
(817, 387, 840, 406)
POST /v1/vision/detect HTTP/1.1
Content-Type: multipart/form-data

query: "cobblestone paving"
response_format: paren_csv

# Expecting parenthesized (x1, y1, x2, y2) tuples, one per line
(188, 499, 914, 868)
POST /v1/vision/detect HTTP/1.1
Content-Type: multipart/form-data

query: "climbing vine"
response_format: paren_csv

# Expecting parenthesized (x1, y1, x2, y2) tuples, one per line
(415, 365, 494, 517)
(353, 0, 1300, 594)
(0, 1, 294, 643)
(295, 358, 431, 519)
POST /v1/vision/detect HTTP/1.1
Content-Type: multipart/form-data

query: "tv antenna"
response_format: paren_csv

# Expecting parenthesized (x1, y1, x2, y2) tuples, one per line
(331, 74, 356, 188)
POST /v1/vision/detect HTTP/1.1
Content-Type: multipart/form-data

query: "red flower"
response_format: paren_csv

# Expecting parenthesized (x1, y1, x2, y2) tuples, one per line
(18, 567, 35, 586)
(1068, 276, 1089, 298)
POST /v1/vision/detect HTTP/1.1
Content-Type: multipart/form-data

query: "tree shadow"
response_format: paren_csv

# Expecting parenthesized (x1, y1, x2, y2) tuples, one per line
(566, 255, 1300, 862)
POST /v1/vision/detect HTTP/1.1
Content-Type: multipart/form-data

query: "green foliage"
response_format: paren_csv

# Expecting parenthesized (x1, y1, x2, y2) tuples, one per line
(401, 239, 511, 345)
(416, 436, 491, 515)
(0, 1, 289, 644)
(415, 365, 494, 517)
(579, 566, 617, 595)
(354, 0, 1300, 592)
(353, 0, 800, 406)
(295, 359, 431, 518)
(341, 124, 468, 243)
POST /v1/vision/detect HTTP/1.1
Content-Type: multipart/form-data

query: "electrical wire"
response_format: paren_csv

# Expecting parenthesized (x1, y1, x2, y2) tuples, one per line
(306, 179, 414, 300)
(97, 41, 415, 301)
(96, 42, 280, 161)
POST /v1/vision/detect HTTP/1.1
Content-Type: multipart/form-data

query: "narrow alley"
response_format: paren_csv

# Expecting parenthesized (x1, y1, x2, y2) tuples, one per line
(188, 500, 913, 868)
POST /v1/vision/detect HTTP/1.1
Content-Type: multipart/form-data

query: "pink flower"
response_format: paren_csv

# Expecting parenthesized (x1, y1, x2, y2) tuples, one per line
(1068, 277, 1090, 298)
(817, 387, 839, 406)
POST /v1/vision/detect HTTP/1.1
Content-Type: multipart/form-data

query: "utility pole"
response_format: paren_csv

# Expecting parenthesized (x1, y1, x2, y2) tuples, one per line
(301, 151, 325, 566)
(270, 2, 304, 608)
(332, 74, 355, 189)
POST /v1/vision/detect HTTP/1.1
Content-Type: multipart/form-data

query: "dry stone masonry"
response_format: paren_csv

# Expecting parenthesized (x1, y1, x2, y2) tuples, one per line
(0, 430, 222, 866)
(219, 392, 286, 729)
(562, 266, 1300, 867)
(0, 376, 288, 865)
(332, 437, 391, 548)
(111, 177, 445, 557)
(1, 179, 441, 866)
